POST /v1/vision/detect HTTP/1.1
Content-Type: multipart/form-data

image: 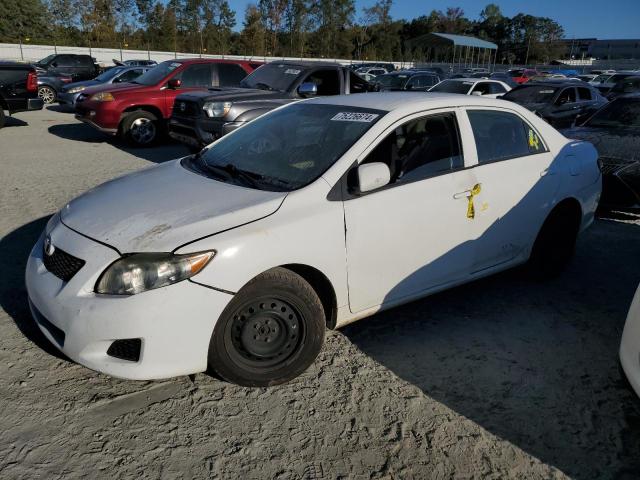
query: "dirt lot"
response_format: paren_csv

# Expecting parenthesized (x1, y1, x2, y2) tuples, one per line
(0, 107, 639, 480)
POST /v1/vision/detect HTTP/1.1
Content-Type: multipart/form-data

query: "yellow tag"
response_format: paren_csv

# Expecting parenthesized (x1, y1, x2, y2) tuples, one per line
(466, 183, 482, 219)
(528, 130, 540, 150)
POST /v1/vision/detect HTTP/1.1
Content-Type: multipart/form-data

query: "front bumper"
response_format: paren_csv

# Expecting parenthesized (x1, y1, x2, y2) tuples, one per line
(620, 285, 640, 398)
(58, 91, 82, 106)
(168, 115, 244, 148)
(74, 99, 120, 135)
(25, 219, 233, 380)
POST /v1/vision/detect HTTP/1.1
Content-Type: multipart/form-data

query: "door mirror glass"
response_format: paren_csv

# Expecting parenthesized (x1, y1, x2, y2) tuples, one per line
(167, 78, 182, 89)
(298, 82, 317, 97)
(356, 162, 391, 193)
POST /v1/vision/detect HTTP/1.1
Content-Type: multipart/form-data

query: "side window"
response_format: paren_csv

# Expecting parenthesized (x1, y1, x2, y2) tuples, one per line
(302, 69, 341, 96)
(56, 55, 74, 67)
(472, 82, 492, 95)
(349, 71, 369, 94)
(217, 63, 248, 87)
(467, 110, 546, 164)
(180, 64, 213, 87)
(115, 69, 141, 83)
(577, 87, 592, 100)
(556, 88, 577, 105)
(361, 113, 463, 185)
(406, 75, 437, 90)
(489, 82, 506, 94)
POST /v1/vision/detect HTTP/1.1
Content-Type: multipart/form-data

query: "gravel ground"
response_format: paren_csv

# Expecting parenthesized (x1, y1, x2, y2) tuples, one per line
(0, 107, 639, 480)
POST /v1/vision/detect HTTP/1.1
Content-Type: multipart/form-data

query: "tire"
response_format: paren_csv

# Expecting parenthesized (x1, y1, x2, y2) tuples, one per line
(120, 110, 161, 147)
(0, 108, 5, 129)
(208, 267, 325, 387)
(38, 86, 56, 104)
(528, 205, 580, 278)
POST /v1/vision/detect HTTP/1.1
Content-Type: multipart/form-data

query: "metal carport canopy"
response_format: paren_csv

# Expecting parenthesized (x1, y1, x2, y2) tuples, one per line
(420, 33, 497, 50)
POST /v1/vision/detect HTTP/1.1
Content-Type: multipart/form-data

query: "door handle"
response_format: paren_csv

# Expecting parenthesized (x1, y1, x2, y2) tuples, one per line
(453, 183, 481, 200)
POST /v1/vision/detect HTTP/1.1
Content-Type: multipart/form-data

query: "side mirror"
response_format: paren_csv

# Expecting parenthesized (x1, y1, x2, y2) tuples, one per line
(167, 78, 182, 89)
(355, 162, 391, 193)
(471, 90, 483, 96)
(298, 82, 317, 97)
(51, 62, 58, 68)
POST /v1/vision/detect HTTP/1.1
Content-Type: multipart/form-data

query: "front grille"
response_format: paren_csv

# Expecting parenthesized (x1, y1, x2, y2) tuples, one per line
(107, 339, 142, 362)
(43, 244, 85, 282)
(172, 100, 201, 117)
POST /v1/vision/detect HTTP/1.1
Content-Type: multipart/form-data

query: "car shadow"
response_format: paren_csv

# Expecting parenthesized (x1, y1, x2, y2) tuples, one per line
(344, 218, 640, 479)
(47, 104, 74, 113)
(47, 122, 191, 164)
(0, 216, 69, 361)
(3, 116, 28, 127)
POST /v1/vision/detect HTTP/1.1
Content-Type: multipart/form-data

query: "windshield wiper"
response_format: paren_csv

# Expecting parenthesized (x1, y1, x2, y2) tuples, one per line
(203, 162, 264, 188)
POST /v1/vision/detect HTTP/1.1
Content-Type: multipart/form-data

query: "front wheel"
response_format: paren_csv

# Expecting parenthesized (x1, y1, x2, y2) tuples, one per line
(208, 268, 325, 387)
(38, 86, 57, 104)
(121, 110, 161, 147)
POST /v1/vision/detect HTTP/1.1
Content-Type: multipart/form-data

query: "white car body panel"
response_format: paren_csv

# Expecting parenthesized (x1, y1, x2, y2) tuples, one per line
(429, 78, 512, 99)
(620, 283, 640, 397)
(25, 92, 601, 379)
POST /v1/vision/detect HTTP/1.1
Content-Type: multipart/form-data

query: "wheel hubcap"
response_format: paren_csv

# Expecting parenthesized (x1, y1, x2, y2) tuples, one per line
(130, 118, 156, 144)
(228, 299, 302, 368)
(38, 87, 54, 104)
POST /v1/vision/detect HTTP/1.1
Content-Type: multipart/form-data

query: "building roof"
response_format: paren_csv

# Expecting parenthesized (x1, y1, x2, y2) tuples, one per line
(407, 33, 498, 50)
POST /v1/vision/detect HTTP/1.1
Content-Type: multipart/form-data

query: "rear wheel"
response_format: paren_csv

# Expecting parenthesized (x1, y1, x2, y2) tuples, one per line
(208, 268, 325, 387)
(121, 110, 160, 147)
(528, 204, 580, 278)
(38, 86, 56, 104)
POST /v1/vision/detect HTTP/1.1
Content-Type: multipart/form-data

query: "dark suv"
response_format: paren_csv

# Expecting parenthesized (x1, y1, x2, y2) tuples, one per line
(169, 61, 376, 149)
(34, 54, 98, 82)
(0, 61, 43, 128)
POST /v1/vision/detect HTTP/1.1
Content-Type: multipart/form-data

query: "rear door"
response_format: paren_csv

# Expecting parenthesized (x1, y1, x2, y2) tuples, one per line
(552, 87, 579, 127)
(462, 108, 560, 272)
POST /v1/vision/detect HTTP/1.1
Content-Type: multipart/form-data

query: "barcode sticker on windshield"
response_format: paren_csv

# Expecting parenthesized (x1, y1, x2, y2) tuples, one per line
(284, 69, 301, 75)
(331, 112, 379, 122)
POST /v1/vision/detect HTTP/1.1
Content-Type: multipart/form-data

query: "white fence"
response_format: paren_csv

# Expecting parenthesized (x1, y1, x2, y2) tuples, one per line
(0, 42, 411, 69)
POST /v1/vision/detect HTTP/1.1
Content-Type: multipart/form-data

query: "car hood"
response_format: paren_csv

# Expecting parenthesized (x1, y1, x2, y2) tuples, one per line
(63, 80, 99, 92)
(60, 159, 286, 253)
(513, 102, 550, 113)
(560, 126, 640, 163)
(177, 87, 291, 104)
(80, 81, 147, 96)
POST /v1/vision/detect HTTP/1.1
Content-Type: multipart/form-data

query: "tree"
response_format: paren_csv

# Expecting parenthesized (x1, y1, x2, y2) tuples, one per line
(0, 0, 48, 43)
(308, 0, 355, 59)
(238, 4, 266, 56)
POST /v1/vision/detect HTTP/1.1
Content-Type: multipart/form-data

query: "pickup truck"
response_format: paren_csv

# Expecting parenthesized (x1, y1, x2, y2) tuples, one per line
(0, 61, 44, 128)
(168, 61, 377, 149)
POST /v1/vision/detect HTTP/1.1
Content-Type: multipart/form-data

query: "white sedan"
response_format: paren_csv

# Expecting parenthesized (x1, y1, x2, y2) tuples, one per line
(429, 78, 512, 98)
(620, 283, 640, 397)
(26, 93, 601, 386)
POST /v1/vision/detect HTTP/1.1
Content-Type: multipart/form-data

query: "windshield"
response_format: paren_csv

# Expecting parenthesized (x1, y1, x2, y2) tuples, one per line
(503, 85, 558, 103)
(586, 98, 640, 128)
(375, 73, 408, 89)
(240, 63, 301, 92)
(36, 54, 57, 66)
(133, 61, 181, 86)
(592, 74, 613, 83)
(429, 80, 473, 94)
(189, 104, 385, 191)
(95, 67, 126, 82)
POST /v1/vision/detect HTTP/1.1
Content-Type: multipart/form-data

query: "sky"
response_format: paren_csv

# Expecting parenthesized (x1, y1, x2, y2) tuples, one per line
(225, 0, 640, 39)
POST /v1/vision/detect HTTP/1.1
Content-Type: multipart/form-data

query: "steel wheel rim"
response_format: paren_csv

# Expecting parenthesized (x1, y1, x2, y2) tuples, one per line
(38, 87, 55, 104)
(130, 118, 156, 144)
(225, 298, 304, 369)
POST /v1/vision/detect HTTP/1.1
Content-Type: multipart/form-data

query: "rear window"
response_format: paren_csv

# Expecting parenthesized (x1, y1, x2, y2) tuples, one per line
(430, 80, 473, 94)
(503, 85, 559, 103)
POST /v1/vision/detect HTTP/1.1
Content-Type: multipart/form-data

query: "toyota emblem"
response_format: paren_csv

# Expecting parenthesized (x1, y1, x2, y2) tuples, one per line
(44, 236, 55, 257)
(179, 102, 186, 112)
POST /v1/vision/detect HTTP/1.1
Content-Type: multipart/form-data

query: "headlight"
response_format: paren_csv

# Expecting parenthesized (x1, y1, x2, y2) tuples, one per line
(67, 85, 86, 94)
(90, 91, 115, 102)
(95, 251, 215, 295)
(203, 101, 232, 118)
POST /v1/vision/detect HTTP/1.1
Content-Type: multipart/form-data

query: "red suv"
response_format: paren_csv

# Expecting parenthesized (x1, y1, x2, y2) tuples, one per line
(74, 59, 261, 146)
(508, 68, 538, 84)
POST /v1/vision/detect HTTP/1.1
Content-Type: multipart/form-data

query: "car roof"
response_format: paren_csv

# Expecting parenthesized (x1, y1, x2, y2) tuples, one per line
(269, 60, 342, 68)
(305, 91, 514, 112)
(443, 77, 491, 82)
(173, 58, 257, 65)
(520, 80, 589, 87)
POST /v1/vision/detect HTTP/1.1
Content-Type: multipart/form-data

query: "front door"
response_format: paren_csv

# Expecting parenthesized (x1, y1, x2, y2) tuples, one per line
(344, 110, 479, 313)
